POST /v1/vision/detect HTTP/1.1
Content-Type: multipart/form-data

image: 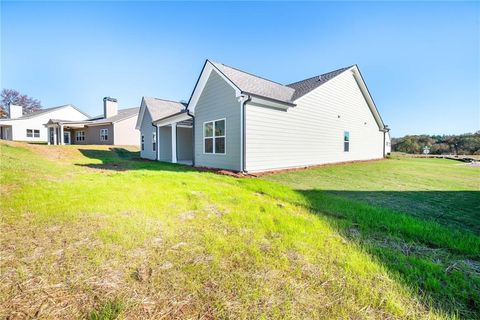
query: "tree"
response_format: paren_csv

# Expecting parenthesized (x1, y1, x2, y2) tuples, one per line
(0, 89, 43, 118)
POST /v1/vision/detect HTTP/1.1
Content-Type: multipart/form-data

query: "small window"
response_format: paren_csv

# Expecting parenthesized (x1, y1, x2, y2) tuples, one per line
(100, 128, 108, 141)
(33, 130, 40, 137)
(76, 131, 85, 141)
(204, 119, 226, 154)
(141, 135, 145, 151)
(26, 129, 33, 137)
(152, 131, 156, 152)
(344, 131, 350, 152)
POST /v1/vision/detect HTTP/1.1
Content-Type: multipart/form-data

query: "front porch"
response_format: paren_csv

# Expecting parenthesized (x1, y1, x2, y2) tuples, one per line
(46, 120, 86, 145)
(153, 112, 193, 165)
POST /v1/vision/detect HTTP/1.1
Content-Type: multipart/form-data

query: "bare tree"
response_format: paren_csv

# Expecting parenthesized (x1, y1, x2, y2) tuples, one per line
(0, 89, 43, 118)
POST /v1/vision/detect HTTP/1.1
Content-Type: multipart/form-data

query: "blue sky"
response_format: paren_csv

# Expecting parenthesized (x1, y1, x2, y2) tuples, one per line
(1, 1, 478, 137)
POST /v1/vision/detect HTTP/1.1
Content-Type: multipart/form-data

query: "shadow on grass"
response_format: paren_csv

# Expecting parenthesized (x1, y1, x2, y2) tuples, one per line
(76, 148, 193, 173)
(298, 189, 480, 319)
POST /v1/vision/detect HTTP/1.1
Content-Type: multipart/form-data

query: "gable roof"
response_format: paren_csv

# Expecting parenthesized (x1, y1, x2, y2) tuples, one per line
(287, 66, 352, 101)
(0, 104, 90, 121)
(88, 107, 139, 124)
(209, 61, 296, 105)
(136, 97, 187, 129)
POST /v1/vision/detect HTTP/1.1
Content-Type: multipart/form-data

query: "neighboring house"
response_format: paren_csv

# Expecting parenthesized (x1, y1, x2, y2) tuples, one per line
(0, 104, 89, 143)
(46, 97, 140, 146)
(139, 59, 390, 173)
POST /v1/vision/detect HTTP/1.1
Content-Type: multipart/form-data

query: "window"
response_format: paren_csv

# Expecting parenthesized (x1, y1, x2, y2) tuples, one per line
(100, 128, 108, 141)
(26, 129, 33, 137)
(76, 131, 85, 141)
(204, 119, 225, 154)
(141, 135, 145, 151)
(152, 131, 156, 152)
(344, 131, 350, 152)
(33, 130, 40, 138)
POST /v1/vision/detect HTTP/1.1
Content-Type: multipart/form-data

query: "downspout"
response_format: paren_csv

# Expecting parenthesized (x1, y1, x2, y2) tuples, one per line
(239, 94, 251, 173)
(186, 110, 195, 166)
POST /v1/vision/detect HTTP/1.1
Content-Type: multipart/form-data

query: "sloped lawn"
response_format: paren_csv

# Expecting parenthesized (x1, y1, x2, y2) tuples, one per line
(1, 141, 478, 319)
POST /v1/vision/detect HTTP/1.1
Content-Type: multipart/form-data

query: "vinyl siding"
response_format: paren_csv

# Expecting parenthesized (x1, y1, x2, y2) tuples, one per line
(177, 127, 193, 161)
(194, 71, 241, 171)
(159, 126, 172, 161)
(245, 70, 384, 172)
(139, 109, 156, 160)
(113, 115, 140, 146)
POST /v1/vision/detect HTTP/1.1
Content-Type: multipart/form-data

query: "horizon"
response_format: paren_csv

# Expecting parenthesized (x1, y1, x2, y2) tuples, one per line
(1, 1, 479, 137)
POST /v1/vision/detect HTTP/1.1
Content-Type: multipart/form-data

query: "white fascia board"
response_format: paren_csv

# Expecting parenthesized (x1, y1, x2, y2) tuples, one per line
(248, 96, 292, 110)
(153, 112, 191, 127)
(350, 66, 386, 130)
(188, 61, 241, 114)
(135, 98, 147, 130)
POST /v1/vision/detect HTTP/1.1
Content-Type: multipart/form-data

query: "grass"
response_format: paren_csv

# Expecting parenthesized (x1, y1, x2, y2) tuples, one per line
(0, 141, 479, 319)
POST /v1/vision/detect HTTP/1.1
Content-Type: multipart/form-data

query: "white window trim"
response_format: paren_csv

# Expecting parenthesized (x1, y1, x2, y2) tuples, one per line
(26, 129, 33, 138)
(344, 131, 350, 152)
(33, 129, 40, 138)
(100, 128, 109, 141)
(76, 131, 85, 141)
(203, 118, 226, 155)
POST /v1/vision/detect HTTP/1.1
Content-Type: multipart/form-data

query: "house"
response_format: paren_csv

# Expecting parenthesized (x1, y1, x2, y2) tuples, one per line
(138, 60, 390, 173)
(46, 97, 140, 146)
(0, 104, 89, 143)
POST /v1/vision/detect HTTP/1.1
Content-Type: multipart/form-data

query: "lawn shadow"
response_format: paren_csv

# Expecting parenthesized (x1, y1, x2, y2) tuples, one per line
(297, 189, 480, 319)
(76, 148, 194, 173)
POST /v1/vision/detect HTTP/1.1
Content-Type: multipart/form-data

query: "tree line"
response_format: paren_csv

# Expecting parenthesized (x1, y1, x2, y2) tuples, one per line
(392, 132, 480, 155)
(0, 89, 42, 118)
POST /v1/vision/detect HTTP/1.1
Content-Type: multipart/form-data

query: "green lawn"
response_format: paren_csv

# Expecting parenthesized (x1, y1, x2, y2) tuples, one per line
(1, 142, 479, 319)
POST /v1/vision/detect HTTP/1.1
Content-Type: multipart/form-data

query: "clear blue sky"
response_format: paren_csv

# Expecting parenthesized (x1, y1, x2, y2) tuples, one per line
(1, 1, 478, 137)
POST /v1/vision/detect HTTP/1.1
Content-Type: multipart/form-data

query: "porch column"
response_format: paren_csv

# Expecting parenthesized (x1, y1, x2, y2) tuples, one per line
(171, 123, 177, 163)
(53, 126, 58, 145)
(47, 127, 51, 145)
(59, 125, 64, 145)
(156, 125, 160, 161)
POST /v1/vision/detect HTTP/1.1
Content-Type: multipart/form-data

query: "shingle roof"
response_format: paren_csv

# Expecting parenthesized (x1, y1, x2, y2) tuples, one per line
(210, 61, 296, 104)
(209, 61, 352, 104)
(88, 107, 139, 124)
(287, 66, 352, 101)
(143, 97, 187, 122)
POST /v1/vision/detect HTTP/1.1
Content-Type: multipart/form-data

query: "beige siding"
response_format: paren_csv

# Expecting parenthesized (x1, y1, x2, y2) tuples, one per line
(194, 71, 241, 171)
(113, 115, 140, 146)
(245, 70, 384, 172)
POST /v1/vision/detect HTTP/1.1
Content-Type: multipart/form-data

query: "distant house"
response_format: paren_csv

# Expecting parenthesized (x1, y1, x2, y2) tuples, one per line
(46, 97, 140, 146)
(0, 104, 89, 143)
(139, 59, 391, 172)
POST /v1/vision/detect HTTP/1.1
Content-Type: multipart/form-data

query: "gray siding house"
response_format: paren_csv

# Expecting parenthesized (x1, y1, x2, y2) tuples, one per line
(138, 60, 390, 173)
(47, 97, 140, 146)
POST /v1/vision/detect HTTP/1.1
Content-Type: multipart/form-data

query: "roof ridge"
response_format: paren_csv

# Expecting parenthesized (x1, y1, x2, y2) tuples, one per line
(287, 65, 353, 86)
(144, 96, 185, 104)
(210, 60, 292, 89)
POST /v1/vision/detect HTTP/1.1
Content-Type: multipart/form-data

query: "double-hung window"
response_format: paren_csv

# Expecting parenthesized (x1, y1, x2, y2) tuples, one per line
(152, 131, 156, 152)
(26, 129, 33, 137)
(344, 131, 350, 152)
(141, 135, 145, 151)
(76, 131, 85, 141)
(204, 119, 225, 154)
(100, 129, 108, 141)
(33, 130, 40, 138)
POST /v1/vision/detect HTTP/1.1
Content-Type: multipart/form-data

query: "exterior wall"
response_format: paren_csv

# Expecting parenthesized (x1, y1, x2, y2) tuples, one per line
(113, 115, 140, 146)
(139, 110, 156, 160)
(194, 71, 241, 171)
(159, 126, 172, 161)
(82, 124, 114, 145)
(245, 70, 384, 172)
(0, 105, 88, 143)
(385, 132, 391, 154)
(177, 127, 193, 160)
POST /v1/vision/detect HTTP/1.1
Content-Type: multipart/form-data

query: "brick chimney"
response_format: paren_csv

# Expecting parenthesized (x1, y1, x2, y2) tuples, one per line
(103, 97, 118, 119)
(8, 104, 23, 119)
